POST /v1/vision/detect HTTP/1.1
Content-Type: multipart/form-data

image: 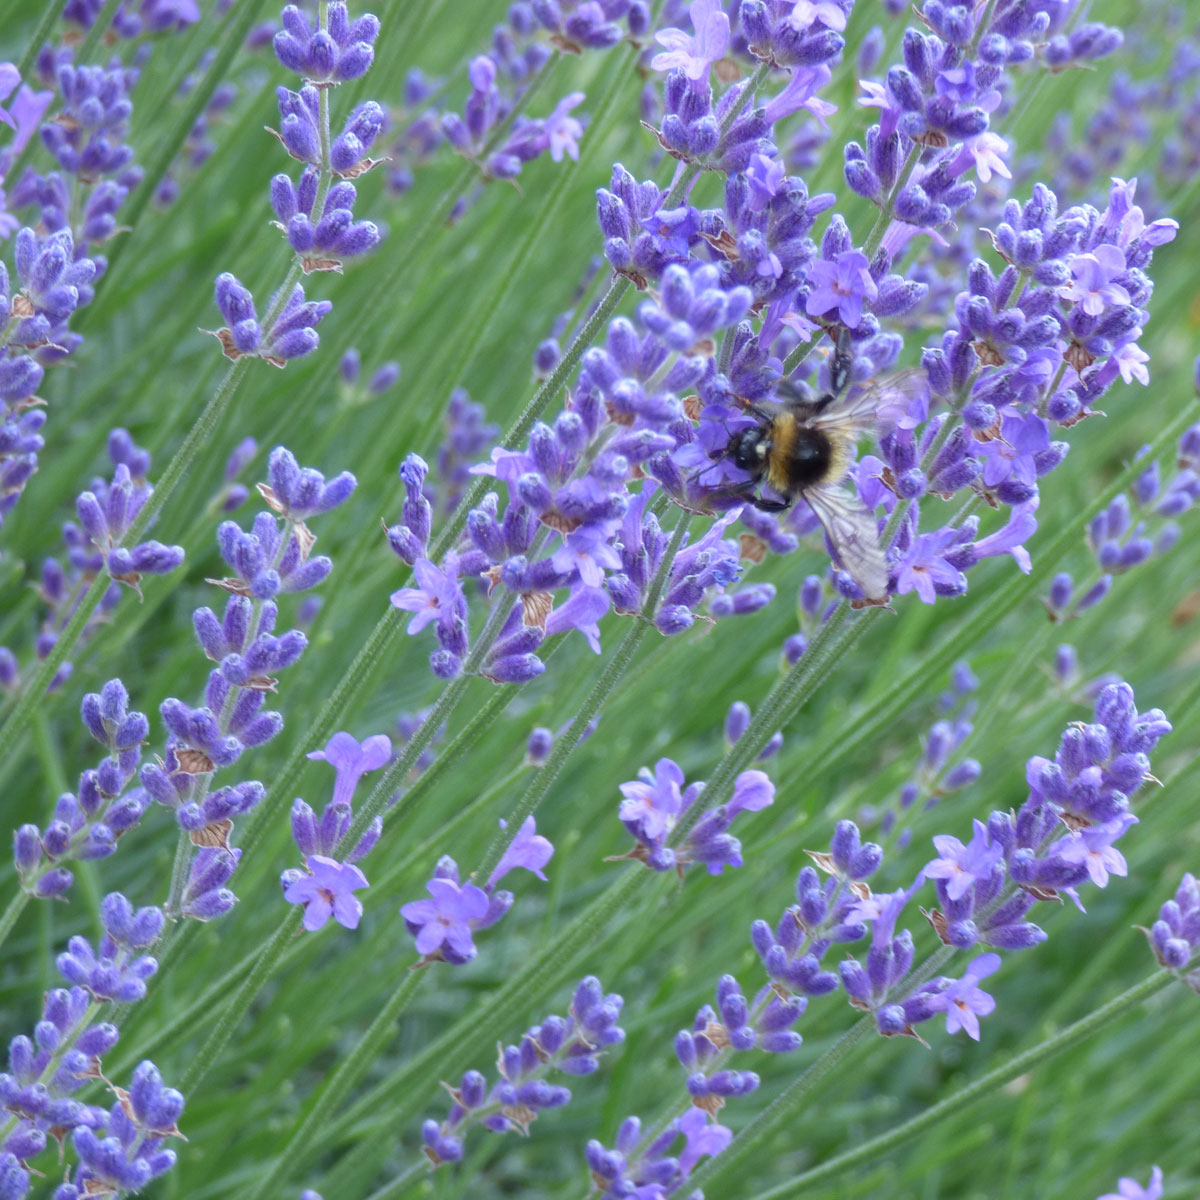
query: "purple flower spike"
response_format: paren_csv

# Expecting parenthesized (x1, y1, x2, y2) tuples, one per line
(306, 730, 392, 807)
(284, 854, 369, 931)
(266, 447, 357, 521)
(274, 4, 380, 83)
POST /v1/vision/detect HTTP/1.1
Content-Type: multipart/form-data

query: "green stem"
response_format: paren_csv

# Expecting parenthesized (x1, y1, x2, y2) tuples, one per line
(0, 889, 30, 950)
(862, 147, 920, 261)
(361, 1160, 424, 1200)
(747, 969, 1178, 1199)
(247, 973, 425, 1199)
(180, 907, 301, 1092)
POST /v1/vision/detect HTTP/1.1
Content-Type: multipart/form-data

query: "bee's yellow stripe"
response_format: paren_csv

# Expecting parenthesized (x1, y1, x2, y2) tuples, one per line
(766, 415, 797, 496)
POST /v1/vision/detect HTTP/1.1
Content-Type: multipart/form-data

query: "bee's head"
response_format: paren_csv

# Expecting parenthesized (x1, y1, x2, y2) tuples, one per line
(729, 425, 768, 472)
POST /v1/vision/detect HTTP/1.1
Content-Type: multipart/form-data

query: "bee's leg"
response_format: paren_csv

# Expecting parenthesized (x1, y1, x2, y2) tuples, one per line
(829, 325, 853, 397)
(749, 497, 791, 513)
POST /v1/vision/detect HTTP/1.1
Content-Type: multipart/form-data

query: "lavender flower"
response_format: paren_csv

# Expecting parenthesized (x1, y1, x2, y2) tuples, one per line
(846, 683, 1169, 1042)
(0, 884, 182, 1193)
(273, 3, 380, 82)
(928, 952, 999, 1041)
(208, 274, 332, 365)
(284, 855, 369, 931)
(1, 430, 178, 694)
(421, 977, 624, 1165)
(400, 868, 494, 964)
(651, 0, 730, 81)
(142, 447, 353, 917)
(305, 730, 392, 807)
(13, 679, 151, 900)
(401, 813, 551, 963)
(1143, 873, 1200, 986)
(614, 756, 775, 875)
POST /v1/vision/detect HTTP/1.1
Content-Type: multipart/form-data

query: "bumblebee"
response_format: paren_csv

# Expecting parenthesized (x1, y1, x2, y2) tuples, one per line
(706, 329, 925, 603)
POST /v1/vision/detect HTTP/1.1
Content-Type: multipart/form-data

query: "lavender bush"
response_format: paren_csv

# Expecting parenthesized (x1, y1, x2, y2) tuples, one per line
(0, 2, 1198, 1198)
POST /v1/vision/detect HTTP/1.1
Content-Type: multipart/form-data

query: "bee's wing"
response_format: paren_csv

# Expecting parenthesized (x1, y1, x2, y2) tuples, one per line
(802, 483, 890, 601)
(811, 368, 928, 439)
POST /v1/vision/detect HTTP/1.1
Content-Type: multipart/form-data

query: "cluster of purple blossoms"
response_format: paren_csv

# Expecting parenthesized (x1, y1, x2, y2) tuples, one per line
(394, 2, 648, 196)
(378, 1, 1182, 686)
(0, 222, 100, 537)
(0, 429, 182, 696)
(442, 55, 589, 182)
(1143, 873, 1200, 989)
(0, 50, 135, 540)
(74, 453, 186, 591)
(400, 815, 553, 964)
(137, 447, 355, 919)
(210, 3, 383, 365)
(586, 1106, 733, 1197)
(13, 678, 150, 900)
(613, 755, 775, 874)
(269, 165, 381, 273)
(12, 54, 142, 251)
(281, 730, 391, 932)
(587, 676, 1169, 1173)
(1043, 419, 1200, 625)
(0, 893, 184, 1199)
(273, 3, 379, 81)
(421, 976, 625, 1165)
(63, 0, 200, 38)
(385, 256, 779, 681)
(585, 818, 876, 1195)
(845, 683, 1170, 1042)
(209, 272, 332, 366)
(615, 1, 1176, 611)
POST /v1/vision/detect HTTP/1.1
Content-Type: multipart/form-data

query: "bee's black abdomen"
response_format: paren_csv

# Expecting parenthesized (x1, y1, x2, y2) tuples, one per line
(764, 417, 833, 497)
(790, 430, 832, 485)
